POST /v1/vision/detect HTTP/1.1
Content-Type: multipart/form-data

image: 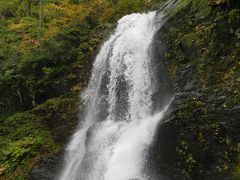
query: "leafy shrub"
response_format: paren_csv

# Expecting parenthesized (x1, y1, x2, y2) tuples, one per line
(0, 112, 58, 177)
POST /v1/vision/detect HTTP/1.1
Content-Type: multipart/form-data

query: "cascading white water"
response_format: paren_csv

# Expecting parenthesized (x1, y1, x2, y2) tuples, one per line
(60, 2, 177, 180)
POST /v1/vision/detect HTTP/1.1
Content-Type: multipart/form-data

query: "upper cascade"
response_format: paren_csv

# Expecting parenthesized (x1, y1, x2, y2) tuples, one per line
(59, 1, 177, 179)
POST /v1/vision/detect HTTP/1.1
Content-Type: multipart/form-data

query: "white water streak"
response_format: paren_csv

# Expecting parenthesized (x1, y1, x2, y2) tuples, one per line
(60, 3, 175, 179)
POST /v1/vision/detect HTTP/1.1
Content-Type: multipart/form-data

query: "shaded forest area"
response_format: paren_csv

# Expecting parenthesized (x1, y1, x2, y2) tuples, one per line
(0, 0, 163, 179)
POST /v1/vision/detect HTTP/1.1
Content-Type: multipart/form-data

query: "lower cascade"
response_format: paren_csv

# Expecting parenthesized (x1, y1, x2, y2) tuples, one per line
(60, 2, 175, 180)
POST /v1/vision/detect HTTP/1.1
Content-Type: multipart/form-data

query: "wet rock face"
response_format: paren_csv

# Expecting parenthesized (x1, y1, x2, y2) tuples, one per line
(146, 58, 199, 180)
(147, 2, 240, 180)
(150, 32, 174, 113)
(29, 150, 64, 180)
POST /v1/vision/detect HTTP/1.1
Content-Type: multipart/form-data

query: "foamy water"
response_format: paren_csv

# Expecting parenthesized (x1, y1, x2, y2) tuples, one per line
(60, 2, 177, 179)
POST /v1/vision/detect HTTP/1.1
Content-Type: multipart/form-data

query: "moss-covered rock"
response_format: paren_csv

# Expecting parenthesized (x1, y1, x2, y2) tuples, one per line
(0, 93, 81, 179)
(0, 112, 59, 179)
(147, 0, 240, 179)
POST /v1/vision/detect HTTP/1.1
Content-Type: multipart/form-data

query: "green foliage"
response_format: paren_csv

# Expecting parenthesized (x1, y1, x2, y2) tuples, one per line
(111, 0, 167, 21)
(0, 0, 168, 178)
(0, 93, 79, 179)
(176, 141, 196, 177)
(233, 161, 240, 180)
(172, 96, 239, 178)
(32, 94, 80, 137)
(0, 112, 58, 178)
(0, 18, 94, 114)
(34, 94, 79, 116)
(115, 0, 144, 14)
(161, 1, 240, 178)
(0, 0, 166, 116)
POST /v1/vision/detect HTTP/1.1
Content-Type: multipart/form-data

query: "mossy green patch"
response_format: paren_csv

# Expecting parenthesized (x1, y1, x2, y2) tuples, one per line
(0, 112, 59, 179)
(161, 0, 240, 178)
(0, 93, 80, 179)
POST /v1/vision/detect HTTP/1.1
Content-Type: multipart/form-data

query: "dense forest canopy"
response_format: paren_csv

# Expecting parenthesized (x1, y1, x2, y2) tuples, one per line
(0, 0, 239, 179)
(0, 0, 165, 179)
(0, 0, 163, 115)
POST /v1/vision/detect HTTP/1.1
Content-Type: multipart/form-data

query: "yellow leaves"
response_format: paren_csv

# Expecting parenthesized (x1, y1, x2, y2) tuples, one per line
(43, 17, 71, 40)
(9, 23, 25, 33)
(20, 35, 40, 52)
(44, 2, 85, 20)
(22, 35, 39, 45)
(99, 7, 115, 23)
(71, 83, 84, 93)
(41, 2, 86, 40)
(8, 17, 38, 34)
(89, 0, 110, 7)
(42, 25, 59, 40)
(8, 17, 40, 52)
(223, 67, 235, 83)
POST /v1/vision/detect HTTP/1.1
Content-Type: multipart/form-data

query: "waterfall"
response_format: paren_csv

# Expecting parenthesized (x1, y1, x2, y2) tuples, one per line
(60, 2, 177, 180)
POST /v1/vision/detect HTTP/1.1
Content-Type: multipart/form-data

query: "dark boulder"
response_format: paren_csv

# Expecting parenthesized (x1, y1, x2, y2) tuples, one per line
(29, 150, 64, 180)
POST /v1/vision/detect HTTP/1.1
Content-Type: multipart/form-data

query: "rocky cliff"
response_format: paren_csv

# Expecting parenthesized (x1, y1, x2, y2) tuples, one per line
(148, 0, 240, 179)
